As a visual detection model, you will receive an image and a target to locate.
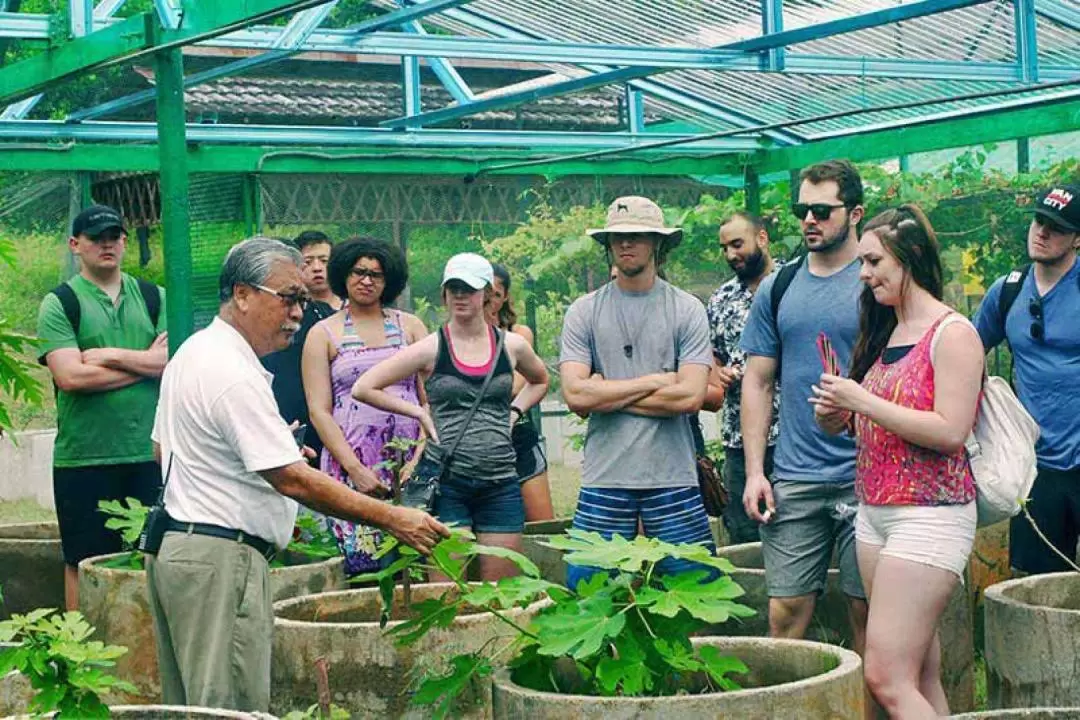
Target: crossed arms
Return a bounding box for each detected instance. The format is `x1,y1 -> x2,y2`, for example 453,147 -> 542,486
559,361 -> 709,418
47,333 -> 169,393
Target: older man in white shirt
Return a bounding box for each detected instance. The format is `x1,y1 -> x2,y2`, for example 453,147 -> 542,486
147,236 -> 448,712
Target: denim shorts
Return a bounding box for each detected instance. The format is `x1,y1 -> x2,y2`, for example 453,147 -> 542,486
414,457 -> 525,534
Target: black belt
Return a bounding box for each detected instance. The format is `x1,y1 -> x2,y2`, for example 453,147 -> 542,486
164,516 -> 277,562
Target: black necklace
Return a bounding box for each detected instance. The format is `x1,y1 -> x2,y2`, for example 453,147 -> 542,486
611,285 -> 648,359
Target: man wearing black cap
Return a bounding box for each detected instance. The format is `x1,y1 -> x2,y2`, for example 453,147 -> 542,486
974,184 -> 1080,575
36,204 -> 168,609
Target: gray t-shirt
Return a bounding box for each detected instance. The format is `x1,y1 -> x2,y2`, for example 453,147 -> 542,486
739,258 -> 862,483
559,279 -> 713,490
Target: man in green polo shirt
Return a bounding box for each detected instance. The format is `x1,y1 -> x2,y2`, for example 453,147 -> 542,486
37,205 -> 168,609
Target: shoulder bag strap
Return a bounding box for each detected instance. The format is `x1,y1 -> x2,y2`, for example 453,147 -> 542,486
443,328 -> 507,462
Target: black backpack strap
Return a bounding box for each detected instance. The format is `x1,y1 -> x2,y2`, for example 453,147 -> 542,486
50,283 -> 82,338
768,255 -> 804,377
136,278 -> 162,330
998,264 -> 1030,323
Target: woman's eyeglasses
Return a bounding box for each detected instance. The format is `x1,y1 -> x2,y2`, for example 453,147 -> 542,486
1029,296 -> 1045,342
792,203 -> 847,221
350,268 -> 385,282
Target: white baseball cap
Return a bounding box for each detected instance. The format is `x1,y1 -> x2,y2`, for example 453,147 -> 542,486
442,252 -> 494,290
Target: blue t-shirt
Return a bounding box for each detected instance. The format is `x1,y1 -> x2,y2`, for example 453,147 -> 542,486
972,261 -> 1080,471
740,258 -> 862,483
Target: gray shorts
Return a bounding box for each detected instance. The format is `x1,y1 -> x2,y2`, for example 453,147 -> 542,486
758,480 -> 866,599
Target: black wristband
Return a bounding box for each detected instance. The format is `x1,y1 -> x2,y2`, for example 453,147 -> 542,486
510,405 -> 524,420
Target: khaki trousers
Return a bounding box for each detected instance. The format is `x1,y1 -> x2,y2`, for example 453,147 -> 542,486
146,531 -> 273,712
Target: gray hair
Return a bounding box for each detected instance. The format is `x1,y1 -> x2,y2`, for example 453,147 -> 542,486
218,236 -> 303,303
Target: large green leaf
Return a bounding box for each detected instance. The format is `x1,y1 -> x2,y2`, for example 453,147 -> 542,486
411,653 -> 492,720
469,543 -> 540,578
595,633 -> 652,696
462,576 -> 565,610
387,595 -> 462,646
637,572 -> 755,624
698,645 -> 748,691
531,595 -> 626,660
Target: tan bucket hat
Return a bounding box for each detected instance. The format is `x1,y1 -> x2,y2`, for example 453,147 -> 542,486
587,195 -> 683,248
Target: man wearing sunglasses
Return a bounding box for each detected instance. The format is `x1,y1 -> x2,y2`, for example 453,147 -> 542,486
739,160 -> 869,654
147,237 -> 448,712
973,184 -> 1080,576
263,231 -> 342,463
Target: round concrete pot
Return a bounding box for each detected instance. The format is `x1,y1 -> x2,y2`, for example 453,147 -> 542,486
984,573 -> 1080,709
271,583 -> 549,719
0,640 -> 33,718
713,541 -> 975,713
952,710 -> 1080,719
491,636 -> 864,720
520,534 -> 568,587
78,550 -> 345,704
0,521 -> 64,619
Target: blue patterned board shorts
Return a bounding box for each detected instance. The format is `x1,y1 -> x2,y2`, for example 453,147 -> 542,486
567,485 -> 716,590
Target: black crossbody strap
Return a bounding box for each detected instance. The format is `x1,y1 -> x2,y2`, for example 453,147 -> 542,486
443,327 -> 507,462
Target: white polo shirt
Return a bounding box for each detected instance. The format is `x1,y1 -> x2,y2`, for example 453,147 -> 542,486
151,317 -> 303,549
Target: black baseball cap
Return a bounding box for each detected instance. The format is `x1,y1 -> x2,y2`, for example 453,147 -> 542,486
71,205 -> 125,239
1033,184 -> 1080,232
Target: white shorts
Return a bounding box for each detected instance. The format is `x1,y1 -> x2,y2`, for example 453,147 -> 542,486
855,502 -> 977,580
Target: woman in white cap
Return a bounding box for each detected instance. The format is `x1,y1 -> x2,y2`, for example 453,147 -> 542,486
352,253 -> 549,579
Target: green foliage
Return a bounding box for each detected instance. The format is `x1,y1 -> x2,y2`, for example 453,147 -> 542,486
358,528 -> 754,718
0,233 -> 45,435
0,608 -> 136,718
282,702 -> 351,720
96,497 -> 148,570
283,513 -> 340,562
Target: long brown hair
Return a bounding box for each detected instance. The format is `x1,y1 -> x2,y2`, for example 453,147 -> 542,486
491,263 -> 519,329
849,204 -> 944,383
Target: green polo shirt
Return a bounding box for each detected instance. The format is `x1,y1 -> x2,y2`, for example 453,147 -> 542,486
36,274 -> 167,468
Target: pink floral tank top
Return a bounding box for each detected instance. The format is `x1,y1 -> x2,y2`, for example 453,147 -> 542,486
855,313 -> 976,506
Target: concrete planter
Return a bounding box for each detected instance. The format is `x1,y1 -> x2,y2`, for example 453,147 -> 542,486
78,551 -> 345,704
0,522 -> 64,619
984,573 -> 1080,709
491,636 -> 864,720
271,583 -> 549,719
0,640 -> 33,718
952,711 -> 1080,719
714,542 -> 974,713
521,534 -> 568,587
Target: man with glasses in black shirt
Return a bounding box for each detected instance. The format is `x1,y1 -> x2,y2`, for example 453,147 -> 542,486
973,184 -> 1080,575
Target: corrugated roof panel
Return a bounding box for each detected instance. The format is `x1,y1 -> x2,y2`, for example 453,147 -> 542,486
370,0 -> 1079,143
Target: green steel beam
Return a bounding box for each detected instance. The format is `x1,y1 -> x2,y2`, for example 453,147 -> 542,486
754,98 -> 1080,172
155,47 -> 194,353
0,0 -> 335,105
0,142 -> 747,177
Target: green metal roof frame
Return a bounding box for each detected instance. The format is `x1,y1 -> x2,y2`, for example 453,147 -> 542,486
0,0 -> 1077,349
0,0 -> 1077,177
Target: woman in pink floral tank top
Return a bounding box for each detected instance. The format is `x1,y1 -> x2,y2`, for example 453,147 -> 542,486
809,205 -> 984,718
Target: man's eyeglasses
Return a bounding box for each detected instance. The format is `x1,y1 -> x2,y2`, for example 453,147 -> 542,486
792,203 -> 847,221
1028,296 -> 1045,342
350,268 -> 386,282
253,284 -> 310,310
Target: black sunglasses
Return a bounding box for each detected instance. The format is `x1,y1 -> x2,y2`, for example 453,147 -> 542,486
792,203 -> 848,221
1029,296 -> 1044,342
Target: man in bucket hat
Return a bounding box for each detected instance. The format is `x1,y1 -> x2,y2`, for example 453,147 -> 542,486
974,183 -> 1080,575
558,196 -> 715,588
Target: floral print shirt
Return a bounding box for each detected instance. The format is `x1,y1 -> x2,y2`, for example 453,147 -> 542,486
706,276 -> 780,449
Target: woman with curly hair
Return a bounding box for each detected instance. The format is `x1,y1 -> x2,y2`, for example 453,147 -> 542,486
302,236 -> 428,576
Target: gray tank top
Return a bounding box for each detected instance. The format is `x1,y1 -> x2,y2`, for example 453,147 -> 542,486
423,326 -> 516,481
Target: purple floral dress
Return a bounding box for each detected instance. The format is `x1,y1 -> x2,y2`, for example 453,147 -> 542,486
320,308 -> 421,575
